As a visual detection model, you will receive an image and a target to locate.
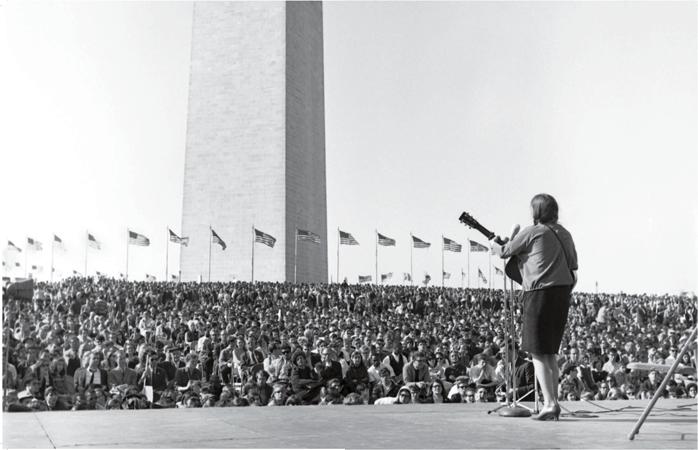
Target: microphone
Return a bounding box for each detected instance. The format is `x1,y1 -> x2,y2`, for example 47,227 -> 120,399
510,224 -> 521,242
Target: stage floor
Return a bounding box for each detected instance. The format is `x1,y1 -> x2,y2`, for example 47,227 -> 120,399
2,399 -> 696,449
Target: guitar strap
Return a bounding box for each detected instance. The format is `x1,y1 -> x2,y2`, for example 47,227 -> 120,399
543,224 -> 575,283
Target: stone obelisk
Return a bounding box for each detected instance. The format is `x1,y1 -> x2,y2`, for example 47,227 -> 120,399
181,2 -> 327,283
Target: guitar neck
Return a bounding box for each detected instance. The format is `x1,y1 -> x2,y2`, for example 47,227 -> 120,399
473,224 -> 495,241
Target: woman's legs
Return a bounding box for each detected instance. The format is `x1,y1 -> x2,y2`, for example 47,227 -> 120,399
545,354 -> 560,402
531,353 -> 557,409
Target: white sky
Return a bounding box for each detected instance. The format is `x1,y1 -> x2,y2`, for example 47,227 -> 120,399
1,1 -> 696,296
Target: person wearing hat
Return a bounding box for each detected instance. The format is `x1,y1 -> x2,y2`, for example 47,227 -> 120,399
160,346 -> 185,383
641,369 -> 664,393
394,386 -> 413,404
373,385 -> 411,405
16,375 -> 42,405
451,378 -> 477,403
289,351 -> 322,403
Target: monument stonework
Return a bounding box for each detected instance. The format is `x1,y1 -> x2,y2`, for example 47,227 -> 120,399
181,2 -> 327,283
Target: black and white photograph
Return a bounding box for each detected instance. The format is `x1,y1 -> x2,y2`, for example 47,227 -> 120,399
2,1 -> 696,448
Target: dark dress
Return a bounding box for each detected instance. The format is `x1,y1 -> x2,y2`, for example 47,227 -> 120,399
522,285 -> 571,354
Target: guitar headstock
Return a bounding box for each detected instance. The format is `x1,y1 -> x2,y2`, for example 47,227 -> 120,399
458,211 -> 495,240
458,212 -> 480,229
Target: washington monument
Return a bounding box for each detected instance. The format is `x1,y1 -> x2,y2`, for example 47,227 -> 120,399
180,2 -> 328,283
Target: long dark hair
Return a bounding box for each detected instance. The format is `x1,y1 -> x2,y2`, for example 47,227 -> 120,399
531,194 -> 559,225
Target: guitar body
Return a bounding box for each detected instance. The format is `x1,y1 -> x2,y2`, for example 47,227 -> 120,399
505,256 -> 522,285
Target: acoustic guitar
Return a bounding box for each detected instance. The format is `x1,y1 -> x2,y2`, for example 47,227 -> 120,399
458,212 -> 523,285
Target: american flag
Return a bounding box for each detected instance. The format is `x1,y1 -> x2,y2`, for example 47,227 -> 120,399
478,268 -> 487,283
495,266 -> 504,276
119,273 -> 125,279
359,275 -> 372,283
129,231 -> 150,247
423,273 -> 431,285
171,274 -> 178,280
377,233 -> 395,246
211,229 -> 227,250
73,270 -> 81,276
381,272 -> 393,282
27,238 -> 43,251
53,235 -> 65,250
8,241 -> 21,252
169,229 -> 189,247
412,235 -> 431,249
470,240 -> 488,252
461,269 -> 466,278
443,271 -> 451,279
339,230 -> 359,245
297,229 -> 321,244
146,274 -> 156,281
15,262 -> 20,267
403,272 -> 411,282
254,229 -> 275,248
443,237 -> 462,252
87,233 -> 101,250
96,271 -> 105,277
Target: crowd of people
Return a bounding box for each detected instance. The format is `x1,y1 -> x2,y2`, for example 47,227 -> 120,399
2,276 -> 696,411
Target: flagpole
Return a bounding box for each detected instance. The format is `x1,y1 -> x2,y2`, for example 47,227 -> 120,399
489,251 -> 492,290
24,236 -> 27,278
251,225 -> 254,283
467,237 -> 471,289
84,231 -> 88,277
126,227 -> 129,281
375,230 -> 378,285
208,225 -> 212,282
336,228 -> 339,284
441,234 -> 444,287
294,225 -> 298,283
503,266 -> 507,293
410,232 -> 413,287
165,226 -> 169,283
51,233 -> 54,283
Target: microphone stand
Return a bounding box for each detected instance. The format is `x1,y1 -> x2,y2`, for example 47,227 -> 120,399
497,277 -> 532,417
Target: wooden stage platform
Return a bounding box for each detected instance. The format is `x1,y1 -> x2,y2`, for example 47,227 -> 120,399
3,398 -> 696,449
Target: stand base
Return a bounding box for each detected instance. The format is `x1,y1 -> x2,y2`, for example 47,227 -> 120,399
499,406 -> 532,417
